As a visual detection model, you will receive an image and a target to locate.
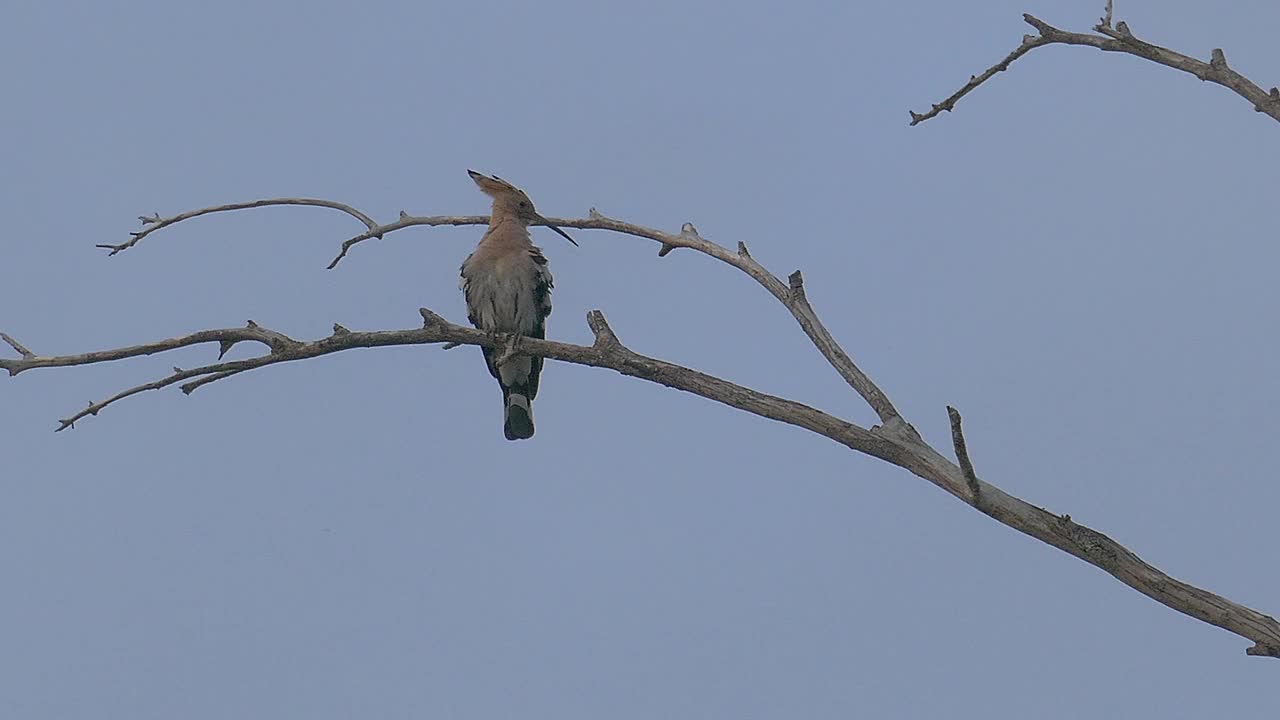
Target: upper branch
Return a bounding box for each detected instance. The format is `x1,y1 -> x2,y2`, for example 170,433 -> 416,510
912,12 -> 1280,125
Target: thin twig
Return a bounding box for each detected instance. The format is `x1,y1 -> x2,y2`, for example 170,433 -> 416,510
326,213 -> 489,269
909,33 -> 1050,126
97,198 -> 380,256
57,361 -> 251,431
1,332 -> 35,360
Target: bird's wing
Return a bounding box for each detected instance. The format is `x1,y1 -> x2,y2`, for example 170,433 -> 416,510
525,247 -> 554,400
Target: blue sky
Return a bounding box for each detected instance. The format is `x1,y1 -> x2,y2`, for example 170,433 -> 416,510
2,1 -> 1278,717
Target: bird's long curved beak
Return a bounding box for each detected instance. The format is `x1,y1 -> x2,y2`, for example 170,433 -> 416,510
539,217 -> 578,246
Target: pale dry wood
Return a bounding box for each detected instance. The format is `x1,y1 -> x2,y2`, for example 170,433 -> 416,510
911,12 -> 1280,125
6,199 -> 1279,656
4,305 -> 1278,657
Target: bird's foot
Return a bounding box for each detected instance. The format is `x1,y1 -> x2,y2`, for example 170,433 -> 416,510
494,332 -> 523,368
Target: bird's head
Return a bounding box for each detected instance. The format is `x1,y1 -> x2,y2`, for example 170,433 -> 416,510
468,170 -> 577,246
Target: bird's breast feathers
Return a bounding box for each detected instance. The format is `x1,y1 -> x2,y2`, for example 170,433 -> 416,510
460,247 -> 553,335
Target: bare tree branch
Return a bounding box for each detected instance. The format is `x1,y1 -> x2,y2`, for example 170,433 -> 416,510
0,324 -> 294,378
5,302 -> 1278,657
96,198 -> 381,256
911,12 -> 1280,125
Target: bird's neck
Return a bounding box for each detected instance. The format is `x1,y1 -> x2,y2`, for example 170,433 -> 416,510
480,217 -> 532,248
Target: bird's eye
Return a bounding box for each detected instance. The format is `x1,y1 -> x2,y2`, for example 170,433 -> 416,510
519,201 -> 529,209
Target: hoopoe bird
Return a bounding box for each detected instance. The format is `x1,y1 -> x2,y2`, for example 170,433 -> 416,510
460,170 -> 577,440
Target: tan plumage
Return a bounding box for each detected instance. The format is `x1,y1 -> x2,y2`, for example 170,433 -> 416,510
460,170 -> 575,440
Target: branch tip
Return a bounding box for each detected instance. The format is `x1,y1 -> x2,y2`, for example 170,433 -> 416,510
787,271 -> 806,300
0,332 -> 35,359
947,406 -> 982,505
587,310 -> 621,350
1023,13 -> 1050,35
1246,642 -> 1280,658
419,308 -> 448,328
911,17 -> 1053,125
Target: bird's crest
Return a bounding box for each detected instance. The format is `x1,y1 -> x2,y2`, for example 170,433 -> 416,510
467,169 -> 578,246
468,170 -> 529,202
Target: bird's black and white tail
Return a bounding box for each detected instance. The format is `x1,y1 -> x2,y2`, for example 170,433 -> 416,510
487,349 -> 541,441
504,391 -> 535,440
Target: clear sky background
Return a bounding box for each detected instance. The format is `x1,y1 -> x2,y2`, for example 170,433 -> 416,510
3,1 -> 1278,717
